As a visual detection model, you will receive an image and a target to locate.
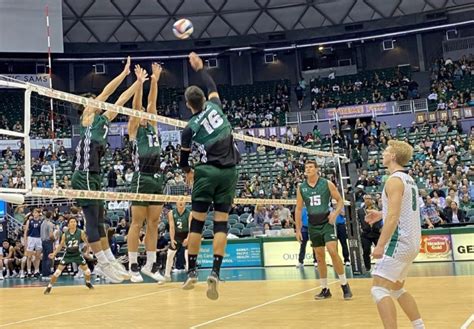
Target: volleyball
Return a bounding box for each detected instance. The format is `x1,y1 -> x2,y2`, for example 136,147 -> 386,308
173,19 -> 194,39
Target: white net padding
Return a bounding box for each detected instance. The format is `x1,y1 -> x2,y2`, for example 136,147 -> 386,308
0,75 -> 346,206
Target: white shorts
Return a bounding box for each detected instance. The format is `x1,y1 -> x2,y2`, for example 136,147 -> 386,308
27,237 -> 43,252
372,255 -> 414,283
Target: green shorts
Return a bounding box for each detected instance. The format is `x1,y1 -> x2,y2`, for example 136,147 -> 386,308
308,222 -> 337,248
171,233 -> 188,250
71,171 -> 102,206
60,253 -> 87,266
192,165 -> 238,206
130,172 -> 164,206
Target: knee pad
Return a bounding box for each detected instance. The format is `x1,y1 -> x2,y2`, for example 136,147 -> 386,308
371,286 -> 391,304
391,288 -> 406,299
192,202 -> 211,213
214,203 -> 231,213
190,219 -> 205,234
53,269 -> 62,278
213,221 -> 228,235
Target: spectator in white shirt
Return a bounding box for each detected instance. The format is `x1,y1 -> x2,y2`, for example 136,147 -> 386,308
41,161 -> 53,174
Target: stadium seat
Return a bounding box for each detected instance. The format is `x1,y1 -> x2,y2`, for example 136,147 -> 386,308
202,230 -> 214,239
228,228 -> 241,236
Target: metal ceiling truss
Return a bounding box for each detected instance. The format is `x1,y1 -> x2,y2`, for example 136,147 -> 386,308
62,0 -> 472,43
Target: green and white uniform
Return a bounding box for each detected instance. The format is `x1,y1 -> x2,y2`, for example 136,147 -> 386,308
60,229 -> 87,266
373,171 -> 421,282
171,208 -> 190,249
182,100 -> 240,205
299,177 -> 337,247
130,123 -> 163,206
72,114 -> 109,206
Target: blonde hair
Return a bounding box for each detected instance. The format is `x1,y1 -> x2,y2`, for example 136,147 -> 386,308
387,140 -> 413,166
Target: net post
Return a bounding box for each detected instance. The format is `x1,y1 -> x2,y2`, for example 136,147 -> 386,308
24,89 -> 32,192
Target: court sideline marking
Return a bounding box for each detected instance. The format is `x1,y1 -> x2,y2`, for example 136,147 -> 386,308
190,280 -> 339,328
461,314 -> 474,329
0,286 -> 179,328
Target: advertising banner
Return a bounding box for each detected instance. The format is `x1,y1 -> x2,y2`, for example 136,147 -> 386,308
0,74 -> 50,87
198,242 -> 262,268
318,102 -> 395,120
415,234 -> 452,262
0,138 -> 71,150
451,234 -> 474,261
263,240 -> 343,266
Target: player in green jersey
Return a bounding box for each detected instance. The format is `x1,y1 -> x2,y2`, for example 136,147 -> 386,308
162,201 -> 192,282
127,63 -> 165,282
71,59 -> 148,283
295,160 -> 353,300
180,52 -> 240,300
44,217 -> 93,294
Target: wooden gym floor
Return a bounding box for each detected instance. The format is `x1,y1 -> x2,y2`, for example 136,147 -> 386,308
0,263 -> 473,329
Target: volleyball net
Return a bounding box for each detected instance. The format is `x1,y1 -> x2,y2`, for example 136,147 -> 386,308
0,75 -> 348,207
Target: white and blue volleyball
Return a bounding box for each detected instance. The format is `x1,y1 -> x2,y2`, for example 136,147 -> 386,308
173,19 -> 194,39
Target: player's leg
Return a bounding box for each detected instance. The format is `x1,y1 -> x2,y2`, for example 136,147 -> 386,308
33,240 -> 42,277
325,240 -> 352,299
297,230 -> 308,267
0,259 -> 3,280
128,205 -> 146,282
20,256 -> 27,278
361,234 -> 373,270
372,275 -> 398,329
6,259 -> 14,277
79,263 -> 94,290
141,204 -> 164,281
44,264 -> 65,294
164,240 -> 181,280
392,279 -> 425,328
25,244 -> 34,276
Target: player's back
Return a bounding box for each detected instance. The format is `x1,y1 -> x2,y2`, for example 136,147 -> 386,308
74,114 -> 109,172
132,123 -> 161,173
187,100 -> 240,168
382,171 -> 421,261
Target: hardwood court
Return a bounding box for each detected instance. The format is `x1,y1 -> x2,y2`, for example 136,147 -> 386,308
0,276 -> 472,329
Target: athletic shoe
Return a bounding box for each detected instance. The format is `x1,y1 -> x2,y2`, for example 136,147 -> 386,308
295,263 -> 304,269
111,260 -> 132,280
314,263 -> 318,268
141,263 -> 164,282
158,275 -> 172,285
85,282 -> 94,290
182,270 -> 198,290
344,261 -> 351,266
341,283 -> 353,300
19,271 -> 25,279
43,286 -> 52,295
206,271 -> 220,301
129,263 -> 144,283
95,263 -> 124,284
315,288 -> 332,300
0,274 -> 3,280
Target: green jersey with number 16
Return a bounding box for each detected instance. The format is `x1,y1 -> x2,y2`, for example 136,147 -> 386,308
185,100 -> 240,167
74,114 -> 109,173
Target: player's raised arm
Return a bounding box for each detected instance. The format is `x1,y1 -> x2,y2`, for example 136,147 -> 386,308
128,65 -> 146,140
188,52 -> 220,105
82,56 -> 131,123
147,62 -> 162,127
103,66 -> 148,122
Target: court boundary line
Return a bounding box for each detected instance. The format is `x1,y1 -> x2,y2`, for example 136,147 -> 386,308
190,280 -> 339,328
0,286 -> 179,328
461,314 -> 474,329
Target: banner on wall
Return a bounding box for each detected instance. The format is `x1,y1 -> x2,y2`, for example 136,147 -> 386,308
263,241 -> 343,266
160,130 -> 181,148
451,234 -> 474,261
198,242 -> 262,268
0,74 -> 50,88
318,102 -> 395,120
0,138 -> 71,150
415,234 -> 452,262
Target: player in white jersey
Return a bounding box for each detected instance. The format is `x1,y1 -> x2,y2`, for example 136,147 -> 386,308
365,140 -> 425,329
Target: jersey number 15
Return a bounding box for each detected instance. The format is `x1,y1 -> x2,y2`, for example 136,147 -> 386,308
309,195 -> 321,206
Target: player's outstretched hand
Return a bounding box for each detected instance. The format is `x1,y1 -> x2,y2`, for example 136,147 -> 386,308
371,245 -> 384,259
189,52 -> 204,71
365,209 -> 383,225
134,65 -> 149,83
151,62 -> 162,81
123,56 -> 131,75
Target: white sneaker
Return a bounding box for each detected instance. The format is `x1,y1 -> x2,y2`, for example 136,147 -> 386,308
19,271 -> 25,279
95,263 -> 124,284
158,275 -> 171,285
295,263 -> 304,269
345,261 -> 351,266
0,274 -> 3,280
314,263 -> 318,268
111,260 -> 132,280
130,271 -> 144,283
141,264 -> 164,282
